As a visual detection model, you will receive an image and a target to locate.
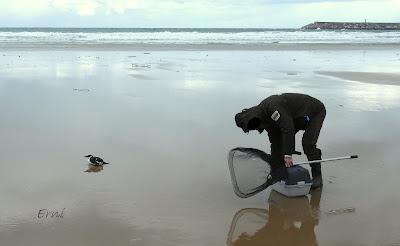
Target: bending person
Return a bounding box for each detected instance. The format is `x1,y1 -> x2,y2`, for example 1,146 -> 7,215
235,93 -> 326,189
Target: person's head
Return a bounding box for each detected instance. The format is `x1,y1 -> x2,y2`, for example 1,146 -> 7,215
247,117 -> 262,132
235,107 -> 264,133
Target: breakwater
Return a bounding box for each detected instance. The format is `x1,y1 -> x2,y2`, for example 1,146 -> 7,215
302,22 -> 400,30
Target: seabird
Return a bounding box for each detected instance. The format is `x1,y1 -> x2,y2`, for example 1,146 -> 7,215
84,155 -> 109,166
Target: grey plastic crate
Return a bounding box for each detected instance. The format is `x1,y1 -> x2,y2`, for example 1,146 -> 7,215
272,181 -> 312,197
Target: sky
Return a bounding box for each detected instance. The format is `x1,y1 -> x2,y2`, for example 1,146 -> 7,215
0,0 -> 399,28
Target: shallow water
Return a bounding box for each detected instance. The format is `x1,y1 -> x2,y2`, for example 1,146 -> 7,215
0,49 -> 399,245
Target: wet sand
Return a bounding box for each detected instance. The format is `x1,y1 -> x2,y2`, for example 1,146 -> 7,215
0,45 -> 400,245
316,71 -> 400,86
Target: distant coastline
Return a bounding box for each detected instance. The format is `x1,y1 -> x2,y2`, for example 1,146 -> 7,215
302,21 -> 400,30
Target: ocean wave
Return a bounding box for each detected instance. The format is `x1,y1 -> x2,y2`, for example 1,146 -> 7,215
0,29 -> 399,45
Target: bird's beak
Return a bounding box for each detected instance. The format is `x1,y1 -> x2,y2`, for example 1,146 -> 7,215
84,155 -> 91,157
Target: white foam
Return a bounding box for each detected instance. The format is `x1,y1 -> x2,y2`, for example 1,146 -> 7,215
0,30 -> 399,45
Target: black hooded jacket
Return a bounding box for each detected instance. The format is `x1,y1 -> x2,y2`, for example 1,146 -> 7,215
235,93 -> 325,155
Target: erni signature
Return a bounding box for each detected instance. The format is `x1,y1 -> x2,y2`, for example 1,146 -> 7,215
37,208 -> 66,219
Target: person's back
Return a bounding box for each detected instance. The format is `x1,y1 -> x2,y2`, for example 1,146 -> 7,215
259,93 -> 325,119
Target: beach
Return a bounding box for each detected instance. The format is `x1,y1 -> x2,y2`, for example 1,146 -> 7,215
0,43 -> 400,245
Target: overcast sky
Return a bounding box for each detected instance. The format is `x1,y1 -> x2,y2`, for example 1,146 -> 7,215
0,0 -> 399,28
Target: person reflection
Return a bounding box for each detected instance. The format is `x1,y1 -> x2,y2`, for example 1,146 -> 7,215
84,164 -> 104,173
227,189 -> 322,246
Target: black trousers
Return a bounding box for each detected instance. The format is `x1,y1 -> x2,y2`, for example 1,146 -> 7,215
269,108 -> 326,179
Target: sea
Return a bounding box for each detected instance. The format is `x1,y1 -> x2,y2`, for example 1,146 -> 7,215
0,28 -> 399,45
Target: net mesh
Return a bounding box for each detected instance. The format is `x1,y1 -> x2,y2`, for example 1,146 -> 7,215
228,147 -> 272,198
226,208 -> 268,245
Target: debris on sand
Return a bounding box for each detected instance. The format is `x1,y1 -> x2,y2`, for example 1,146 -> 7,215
73,88 -> 90,92
326,207 -> 356,215
327,175 -> 337,183
131,63 -> 151,69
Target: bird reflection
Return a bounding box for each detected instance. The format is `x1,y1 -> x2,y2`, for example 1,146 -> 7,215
227,189 -> 322,246
84,164 -> 104,173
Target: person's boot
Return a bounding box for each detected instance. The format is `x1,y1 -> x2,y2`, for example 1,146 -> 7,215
311,176 -> 323,190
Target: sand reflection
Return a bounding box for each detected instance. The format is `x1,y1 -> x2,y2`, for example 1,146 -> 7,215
227,190 -> 322,246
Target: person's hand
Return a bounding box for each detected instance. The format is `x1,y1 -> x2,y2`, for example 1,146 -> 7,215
284,155 -> 293,167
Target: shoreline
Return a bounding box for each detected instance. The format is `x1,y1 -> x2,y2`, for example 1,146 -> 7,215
1,43 -> 400,51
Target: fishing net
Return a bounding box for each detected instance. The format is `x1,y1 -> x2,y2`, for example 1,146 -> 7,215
226,208 -> 268,246
227,147 -> 272,198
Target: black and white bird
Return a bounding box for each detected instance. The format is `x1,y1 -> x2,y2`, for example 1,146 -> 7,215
84,154 -> 110,166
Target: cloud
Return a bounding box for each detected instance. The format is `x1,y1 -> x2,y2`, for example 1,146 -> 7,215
290,0 -> 400,24
52,0 -> 70,10
0,0 -> 51,16
104,0 -> 141,14
0,0 -> 399,27
50,0 -> 161,16
258,0 -> 357,3
52,0 -> 100,16
76,0 -> 99,16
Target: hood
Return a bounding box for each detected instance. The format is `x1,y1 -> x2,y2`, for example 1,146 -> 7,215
235,106 -> 263,133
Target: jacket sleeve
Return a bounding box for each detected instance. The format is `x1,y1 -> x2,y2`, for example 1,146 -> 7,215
262,103 -> 295,155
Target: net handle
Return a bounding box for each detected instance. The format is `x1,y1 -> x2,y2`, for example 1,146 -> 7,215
293,155 -> 358,166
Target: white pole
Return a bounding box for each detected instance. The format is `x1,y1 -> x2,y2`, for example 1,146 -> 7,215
293,155 -> 358,166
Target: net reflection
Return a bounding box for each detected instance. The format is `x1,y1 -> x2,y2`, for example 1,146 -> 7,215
227,189 -> 322,246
